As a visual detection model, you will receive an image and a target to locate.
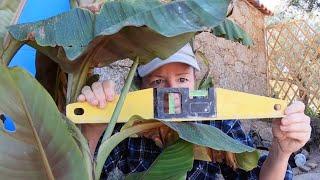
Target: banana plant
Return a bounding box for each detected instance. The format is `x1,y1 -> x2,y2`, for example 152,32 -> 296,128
0,0 -> 257,179
0,0 -> 26,65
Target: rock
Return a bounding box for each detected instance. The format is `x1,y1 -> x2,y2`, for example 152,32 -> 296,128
298,165 -> 311,172
295,153 -> 307,167
294,173 -> 320,180
292,167 -> 301,176
301,149 -> 310,159
234,61 -> 244,73
306,162 -> 318,169
258,127 -> 273,144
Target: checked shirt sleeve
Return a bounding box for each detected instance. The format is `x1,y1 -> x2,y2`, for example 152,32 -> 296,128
217,120 -> 293,180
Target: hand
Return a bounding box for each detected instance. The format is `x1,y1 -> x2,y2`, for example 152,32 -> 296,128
272,101 -> 311,156
78,80 -> 116,155
78,80 -> 177,149
78,80 -> 116,108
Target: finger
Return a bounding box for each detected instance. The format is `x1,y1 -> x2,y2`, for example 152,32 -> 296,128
285,132 -> 311,142
141,127 -> 159,139
280,122 -> 311,133
281,113 -> 310,125
159,126 -> 170,141
285,101 -> 305,115
152,135 -> 163,148
77,94 -> 86,102
102,80 -> 116,101
147,128 -> 163,148
142,130 -> 155,139
81,86 -> 98,106
272,118 -> 281,125
92,82 -> 107,108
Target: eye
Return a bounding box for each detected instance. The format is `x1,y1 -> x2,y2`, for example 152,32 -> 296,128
179,78 -> 188,83
151,79 -> 165,86
155,79 -> 163,84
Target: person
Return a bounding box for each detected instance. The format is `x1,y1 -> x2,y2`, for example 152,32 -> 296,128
78,44 -> 311,179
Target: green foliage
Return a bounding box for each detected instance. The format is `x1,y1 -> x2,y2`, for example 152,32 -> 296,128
119,116 -> 259,172
305,106 -> 319,118
195,50 -> 214,90
235,150 -> 260,171
126,139 -> 194,180
95,120 -> 163,179
6,0 -> 232,103
212,19 -> 253,46
163,121 -> 256,153
0,0 -> 22,51
8,0 -> 230,72
0,66 -> 92,180
0,0 -> 25,65
198,72 -> 214,90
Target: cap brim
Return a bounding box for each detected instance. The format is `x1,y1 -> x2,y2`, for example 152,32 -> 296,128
138,55 -> 200,77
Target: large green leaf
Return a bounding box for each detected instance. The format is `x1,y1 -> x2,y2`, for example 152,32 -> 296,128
0,0 -> 25,65
126,139 -> 194,180
8,0 -> 229,73
212,19 -> 253,46
0,66 -> 92,180
162,121 -> 256,153
111,116 -> 258,169
163,121 -> 259,171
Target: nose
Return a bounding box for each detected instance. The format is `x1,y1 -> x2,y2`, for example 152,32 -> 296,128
166,78 -> 178,88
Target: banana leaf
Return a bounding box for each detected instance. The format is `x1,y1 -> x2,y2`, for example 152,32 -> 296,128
126,139 -> 194,180
0,0 -> 26,65
212,19 -> 253,46
7,0 -> 230,73
0,66 -> 92,180
96,116 -> 259,179
7,0 -> 230,103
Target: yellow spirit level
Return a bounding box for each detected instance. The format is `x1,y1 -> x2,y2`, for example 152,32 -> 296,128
66,88 -> 287,124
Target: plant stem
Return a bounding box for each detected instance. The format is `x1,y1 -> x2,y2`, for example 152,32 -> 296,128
66,74 -> 73,104
101,57 -> 139,142
95,122 -> 163,179
69,0 -> 79,8
0,38 -> 23,66
66,51 -> 94,104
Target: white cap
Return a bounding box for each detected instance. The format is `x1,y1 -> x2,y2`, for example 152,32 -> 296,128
137,43 -> 200,77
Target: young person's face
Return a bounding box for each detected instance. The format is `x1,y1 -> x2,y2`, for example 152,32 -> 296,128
141,62 -> 196,89
141,62 -> 196,113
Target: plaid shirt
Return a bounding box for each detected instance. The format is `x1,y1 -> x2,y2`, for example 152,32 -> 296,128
99,120 -> 293,180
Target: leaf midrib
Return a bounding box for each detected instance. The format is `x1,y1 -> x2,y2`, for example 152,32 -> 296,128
9,69 -> 54,180
96,0 -> 223,36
